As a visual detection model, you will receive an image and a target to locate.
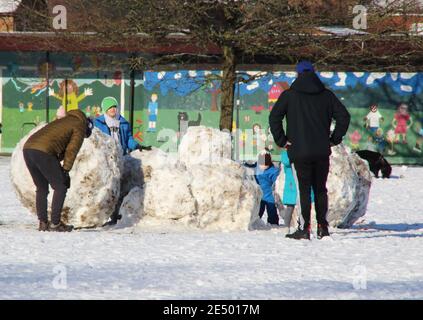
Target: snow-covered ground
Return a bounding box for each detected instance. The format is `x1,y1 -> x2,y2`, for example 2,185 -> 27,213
0,156 -> 422,299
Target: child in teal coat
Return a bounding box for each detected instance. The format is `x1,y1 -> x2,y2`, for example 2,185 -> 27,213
280,149 -> 314,229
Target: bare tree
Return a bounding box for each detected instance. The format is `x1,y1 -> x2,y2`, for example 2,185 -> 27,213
11,0 -> 423,131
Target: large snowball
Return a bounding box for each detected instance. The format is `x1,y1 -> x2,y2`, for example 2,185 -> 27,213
327,145 -> 372,228
119,126 -> 263,231
178,126 -> 232,166
11,126 -> 123,228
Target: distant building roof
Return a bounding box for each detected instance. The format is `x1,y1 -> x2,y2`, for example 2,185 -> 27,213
317,27 -> 368,36
0,0 -> 21,14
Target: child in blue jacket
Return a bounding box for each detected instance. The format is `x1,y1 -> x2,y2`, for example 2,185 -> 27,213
94,97 -> 151,155
246,150 -> 280,225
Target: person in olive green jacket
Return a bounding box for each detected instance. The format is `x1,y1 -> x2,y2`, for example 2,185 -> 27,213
23,109 -> 93,232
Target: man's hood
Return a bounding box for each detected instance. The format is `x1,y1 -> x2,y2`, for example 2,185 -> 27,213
290,71 -> 326,94
67,109 -> 87,124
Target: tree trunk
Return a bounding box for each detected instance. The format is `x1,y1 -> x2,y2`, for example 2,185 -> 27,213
210,87 -> 219,112
219,45 -> 236,131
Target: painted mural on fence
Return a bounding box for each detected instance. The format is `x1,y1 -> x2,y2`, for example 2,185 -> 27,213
0,52 -> 422,163
0,52 -> 145,152
139,70 -> 423,163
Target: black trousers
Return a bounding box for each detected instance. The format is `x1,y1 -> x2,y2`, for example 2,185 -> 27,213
293,158 -> 330,229
23,149 -> 68,225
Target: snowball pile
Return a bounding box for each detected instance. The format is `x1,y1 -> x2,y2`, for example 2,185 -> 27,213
12,125 -> 371,231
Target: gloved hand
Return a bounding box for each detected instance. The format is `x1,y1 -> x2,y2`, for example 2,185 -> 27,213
85,118 -> 94,138
136,145 -> 152,151
62,169 -> 70,189
329,136 -> 340,147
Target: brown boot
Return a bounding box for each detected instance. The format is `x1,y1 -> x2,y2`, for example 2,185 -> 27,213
38,221 -> 49,232
49,222 -> 74,232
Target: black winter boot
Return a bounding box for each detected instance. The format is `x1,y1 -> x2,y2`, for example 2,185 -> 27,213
286,227 -> 310,240
317,224 -> 330,239
38,221 -> 49,232
49,222 -> 73,232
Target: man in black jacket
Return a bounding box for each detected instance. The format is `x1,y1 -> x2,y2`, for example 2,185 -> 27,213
269,61 -> 350,240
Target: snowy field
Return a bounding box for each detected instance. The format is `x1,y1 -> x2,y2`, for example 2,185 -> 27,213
0,156 -> 422,300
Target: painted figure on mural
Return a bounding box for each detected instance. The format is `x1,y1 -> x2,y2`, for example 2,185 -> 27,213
252,123 -> 261,135
27,102 -> 33,112
49,80 -> 93,112
349,130 -> 362,151
85,106 -> 91,117
413,117 -> 423,153
364,104 -> 384,134
92,105 -> 102,118
392,103 -> 413,144
147,93 -> 159,132
374,128 -> 386,154
240,130 -> 247,151
385,129 -> 396,156
252,123 -> 262,147
19,102 -> 25,113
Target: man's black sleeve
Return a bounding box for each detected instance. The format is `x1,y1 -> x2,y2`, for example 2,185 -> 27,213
329,92 -> 351,146
269,91 -> 289,148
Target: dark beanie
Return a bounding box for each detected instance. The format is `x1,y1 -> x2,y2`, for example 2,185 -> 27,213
258,150 -> 272,166
296,60 -> 314,74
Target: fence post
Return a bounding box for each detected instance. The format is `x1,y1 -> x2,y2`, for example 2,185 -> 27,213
46,51 -> 50,123
129,68 -> 135,135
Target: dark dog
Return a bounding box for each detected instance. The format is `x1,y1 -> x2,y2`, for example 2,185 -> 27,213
356,150 -> 392,178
